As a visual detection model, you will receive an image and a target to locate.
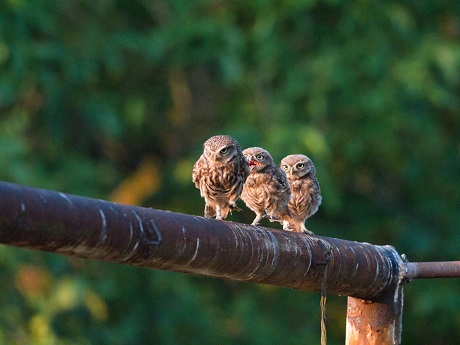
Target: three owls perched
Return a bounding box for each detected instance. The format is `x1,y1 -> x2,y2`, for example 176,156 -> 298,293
192,135 -> 321,235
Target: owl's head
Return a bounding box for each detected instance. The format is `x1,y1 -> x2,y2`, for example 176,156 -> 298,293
242,147 -> 274,172
280,154 -> 315,180
203,135 -> 241,165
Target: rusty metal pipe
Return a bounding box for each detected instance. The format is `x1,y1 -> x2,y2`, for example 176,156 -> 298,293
346,281 -> 403,345
0,182 -> 402,300
403,261 -> 460,280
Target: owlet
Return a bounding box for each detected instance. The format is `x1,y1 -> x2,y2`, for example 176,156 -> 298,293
280,154 -> 322,235
192,135 -> 249,220
241,147 -> 291,230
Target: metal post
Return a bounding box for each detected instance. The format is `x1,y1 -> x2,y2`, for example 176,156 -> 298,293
346,281 -> 403,345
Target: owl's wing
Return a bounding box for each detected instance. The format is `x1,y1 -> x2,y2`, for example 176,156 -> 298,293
312,176 -> 321,193
192,155 -> 205,188
297,176 -> 322,218
273,168 -> 290,193
239,155 -> 250,182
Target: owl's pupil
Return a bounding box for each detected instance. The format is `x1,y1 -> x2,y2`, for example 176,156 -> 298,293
256,155 -> 264,160
220,148 -> 228,154
297,164 -> 304,169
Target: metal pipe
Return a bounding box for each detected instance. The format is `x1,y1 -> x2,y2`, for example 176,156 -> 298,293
346,281 -> 403,345
0,181 -> 402,300
403,261 -> 460,280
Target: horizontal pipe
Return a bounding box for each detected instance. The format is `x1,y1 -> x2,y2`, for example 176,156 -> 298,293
0,182 -> 402,300
403,261 -> 460,280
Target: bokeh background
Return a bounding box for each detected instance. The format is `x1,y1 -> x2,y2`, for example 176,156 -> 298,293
1,0 -> 460,344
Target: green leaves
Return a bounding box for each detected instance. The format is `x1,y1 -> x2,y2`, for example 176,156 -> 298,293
1,0 -> 460,344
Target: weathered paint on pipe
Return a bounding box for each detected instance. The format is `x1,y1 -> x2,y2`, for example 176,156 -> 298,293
346,281 -> 403,345
0,182 -> 402,300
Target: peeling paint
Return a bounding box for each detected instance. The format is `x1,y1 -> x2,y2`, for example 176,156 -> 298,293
146,219 -> 162,245
98,208 -> 107,243
133,211 -> 144,236
20,201 -> 26,212
188,238 -> 200,264
176,226 -> 187,256
59,192 -> 74,207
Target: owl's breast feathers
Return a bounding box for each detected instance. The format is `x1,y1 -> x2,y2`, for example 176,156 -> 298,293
288,178 -> 321,218
241,166 -> 290,211
193,155 -> 248,201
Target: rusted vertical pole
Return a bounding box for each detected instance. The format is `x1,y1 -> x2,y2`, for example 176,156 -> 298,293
346,279 -> 403,344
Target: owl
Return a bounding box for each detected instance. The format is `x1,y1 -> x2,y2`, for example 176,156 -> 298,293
280,154 -> 322,235
240,147 -> 291,230
192,135 -> 249,220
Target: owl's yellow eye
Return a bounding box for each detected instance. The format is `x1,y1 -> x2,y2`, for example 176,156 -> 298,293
256,154 -> 264,161
282,165 -> 288,170
296,163 -> 304,169
220,148 -> 228,154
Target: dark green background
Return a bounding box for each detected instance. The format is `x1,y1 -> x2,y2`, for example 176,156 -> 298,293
1,0 -> 459,344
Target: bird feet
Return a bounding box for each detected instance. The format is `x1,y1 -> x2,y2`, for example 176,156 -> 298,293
282,220 -> 293,231
268,215 -> 281,223
229,203 -> 242,213
301,228 -> 314,236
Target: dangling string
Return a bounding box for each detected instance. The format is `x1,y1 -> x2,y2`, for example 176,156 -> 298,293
317,240 -> 332,345
320,264 -> 329,345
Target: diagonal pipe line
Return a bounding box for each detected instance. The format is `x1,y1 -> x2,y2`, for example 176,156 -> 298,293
0,181 -> 402,300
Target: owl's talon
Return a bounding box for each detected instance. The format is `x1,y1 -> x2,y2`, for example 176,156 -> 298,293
302,229 -> 314,236
268,216 -> 280,223
282,220 -> 293,231
229,204 -> 242,213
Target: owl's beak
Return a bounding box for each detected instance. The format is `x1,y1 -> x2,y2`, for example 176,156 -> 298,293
247,156 -> 259,170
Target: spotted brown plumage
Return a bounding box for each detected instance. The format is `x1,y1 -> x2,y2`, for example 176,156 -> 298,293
241,147 -> 291,230
280,154 -> 321,235
192,135 -> 249,220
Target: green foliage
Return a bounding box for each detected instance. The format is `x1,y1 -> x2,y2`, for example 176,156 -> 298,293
1,0 -> 460,343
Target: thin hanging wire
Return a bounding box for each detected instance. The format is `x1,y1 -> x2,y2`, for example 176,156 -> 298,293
318,240 -> 332,345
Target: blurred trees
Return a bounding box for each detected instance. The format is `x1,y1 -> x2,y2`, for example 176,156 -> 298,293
1,0 -> 460,344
